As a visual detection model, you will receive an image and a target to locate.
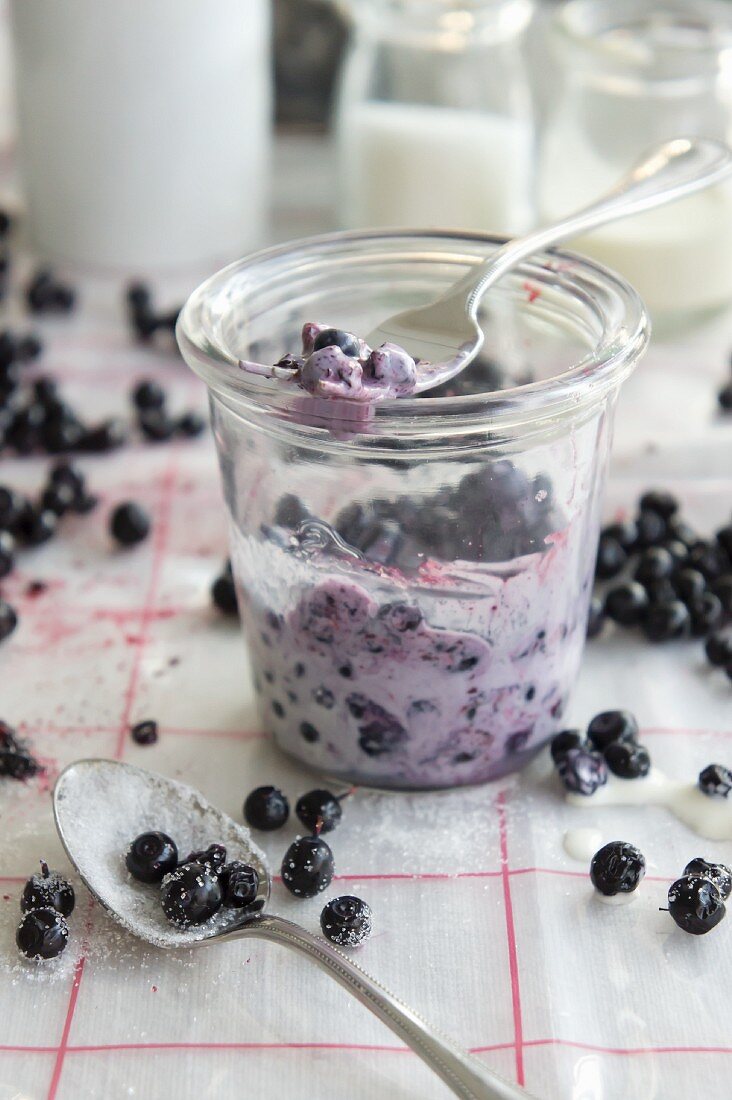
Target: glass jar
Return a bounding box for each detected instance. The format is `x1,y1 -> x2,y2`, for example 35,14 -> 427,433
336,0 -> 536,234
539,0 -> 732,323
178,230 -> 647,790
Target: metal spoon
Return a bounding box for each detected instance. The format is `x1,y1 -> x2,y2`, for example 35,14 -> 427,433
367,137 -> 732,393
54,759 -> 533,1100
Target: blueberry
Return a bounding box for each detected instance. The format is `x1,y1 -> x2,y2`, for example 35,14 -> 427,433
595,535 -> 627,579
274,493 -> 309,529
660,538 -> 689,567
718,380 -> 732,412
184,844 -> 227,876
301,346 -> 363,395
688,592 -> 723,637
556,747 -> 608,796
132,379 -> 166,411
211,572 -> 238,615
130,719 -> 158,745
138,408 -> 176,442
299,721 -> 320,743
0,598 -> 18,643
16,908 -> 69,959
587,710 -> 639,751
698,763 -> 732,798
295,789 -> 343,834
79,418 -> 128,453
604,740 -> 651,779
126,832 -> 178,883
673,568 -> 707,604
320,895 -> 372,947
683,858 -> 732,901
667,875 -> 726,935
639,490 -> 678,519
18,507 -> 57,546
313,686 -> 334,709
604,582 -> 649,626
0,721 -> 40,778
586,595 -> 605,639
634,547 -> 674,585
16,333 -> 43,362
347,694 -> 408,757
643,577 -> 677,605
642,599 -> 690,642
0,529 -> 15,578
110,501 -> 150,546
40,482 -> 75,516
550,729 -> 583,763
177,411 -> 206,438
50,461 -> 85,497
243,786 -> 289,831
0,486 -> 26,529
590,841 -> 645,896
161,862 -> 223,926
705,631 -> 732,668
710,576 -> 732,617
220,861 -> 260,908
360,519 -> 403,565
312,328 -> 360,358
668,517 -> 697,549
635,510 -> 668,548
686,541 -> 728,581
717,525 -> 732,561
281,835 -> 334,898
21,861 -> 75,916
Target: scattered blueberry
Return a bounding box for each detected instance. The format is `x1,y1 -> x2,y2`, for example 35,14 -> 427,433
320,895 -> 372,947
586,595 -> 605,638
281,835 -> 334,898
184,844 -> 227,876
132,379 -> 166,411
211,570 -> 238,615
161,862 -> 223,926
683,858 -> 732,901
698,763 -> 732,798
718,380 -> 732,412
710,575 -> 732,617
550,729 -> 583,762
688,592 -> 723,637
177,411 -> 206,438
26,269 -> 76,314
634,547 -> 674,586
604,740 -> 651,780
666,875 -> 726,935
587,710 -> 639,751
604,582 -> 649,626
130,719 -> 158,746
673,568 -> 707,604
295,789 -> 343,834
641,599 -> 690,642
0,721 -> 41,778
16,908 -> 69,959
139,408 -> 176,442
0,529 -> 15,578
21,861 -> 75,916
590,841 -> 645,897
243,786 -> 289,831
110,501 -> 150,547
126,832 -> 178,883
639,490 -> 678,519
634,509 -> 668,548
0,599 -> 18,643
556,747 -> 608,796
220,861 -> 260,908
705,631 -> 732,668
595,535 -> 627,579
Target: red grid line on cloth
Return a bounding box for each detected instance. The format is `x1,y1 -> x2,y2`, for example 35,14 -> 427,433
29,722 -> 264,742
46,897 -> 95,1100
113,453 -> 181,761
497,789 -> 524,1088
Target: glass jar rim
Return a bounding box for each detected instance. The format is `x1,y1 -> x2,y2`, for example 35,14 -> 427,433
554,0 -> 732,63
177,228 -> 648,448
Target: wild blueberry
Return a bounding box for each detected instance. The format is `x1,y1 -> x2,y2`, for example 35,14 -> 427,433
595,535 -> 627,579
79,418 -> 128,453
243,786 -> 289,831
717,525 -> 732,560
643,577 -> 677,605
132,379 -> 166,411
320,895 -> 372,947
0,599 -> 18,643
299,721 -> 320,743
40,481 -> 75,516
220,861 -> 260,908
126,832 -> 178,883
710,576 -> 732,617
586,595 -> 605,639
177,411 -> 206,438
668,516 -> 697,549
556,747 -> 608,796
281,835 -> 334,898
18,507 -> 57,546
21,861 -> 75,916
110,501 -> 150,547
312,328 -> 360,358
211,571 -> 238,615
641,599 -> 690,642
161,862 -> 223,926
660,538 -> 689,567
604,740 -> 651,779
16,908 -> 69,959
602,520 -> 638,551
184,844 -> 227,876
635,510 -> 668,548
698,763 -> 732,798
295,789 -> 343,834
604,582 -> 649,626
688,592 -> 723,637
590,841 -> 645,897
587,710 -> 639,751
0,721 -> 40,778
550,729 -> 583,763
274,493 -> 309,528
686,541 -> 728,581
673,568 -> 707,604
666,875 -> 726,935
684,858 -> 732,901
639,490 -> 678,519
138,408 -> 175,442
0,529 -> 15,578
634,547 -> 674,585
718,380 -> 732,412
705,631 -> 732,668
130,719 -> 158,746
0,486 -> 26,529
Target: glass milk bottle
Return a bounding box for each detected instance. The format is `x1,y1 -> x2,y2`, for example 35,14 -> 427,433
539,0 -> 732,323
336,0 -> 536,235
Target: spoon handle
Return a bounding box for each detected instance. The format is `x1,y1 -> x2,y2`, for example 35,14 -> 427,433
230,913 -> 533,1100
449,137 -> 732,318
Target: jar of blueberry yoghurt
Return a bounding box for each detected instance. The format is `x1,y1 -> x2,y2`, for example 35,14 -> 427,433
178,230 -> 648,789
